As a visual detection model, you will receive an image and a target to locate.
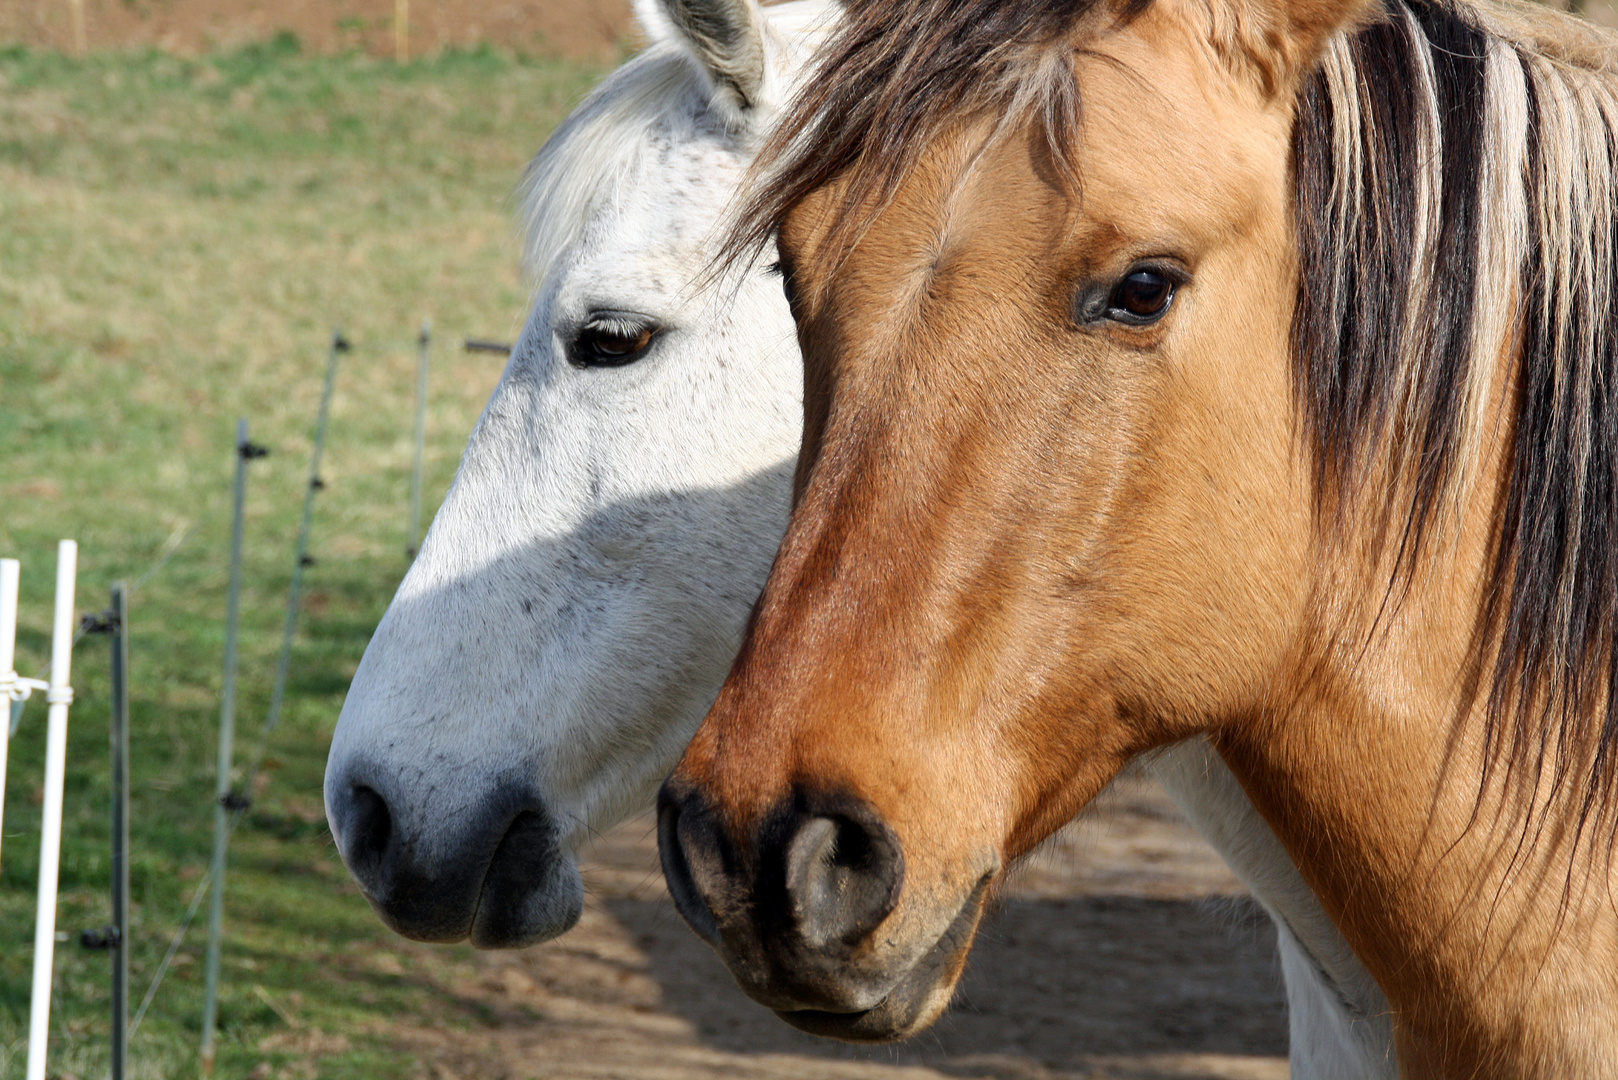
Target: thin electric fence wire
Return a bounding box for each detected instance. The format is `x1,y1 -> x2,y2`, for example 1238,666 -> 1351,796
128,870 -> 210,1039
129,641 -> 303,1045
129,521 -> 200,595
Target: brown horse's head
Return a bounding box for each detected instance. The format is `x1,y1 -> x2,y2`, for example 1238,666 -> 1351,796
660,0 -> 1374,1042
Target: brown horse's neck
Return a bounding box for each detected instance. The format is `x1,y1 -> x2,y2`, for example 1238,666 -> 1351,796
1227,8 -> 1618,1070
1216,511 -> 1618,1076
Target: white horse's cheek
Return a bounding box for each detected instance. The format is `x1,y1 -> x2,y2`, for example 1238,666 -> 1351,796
542,462 -> 796,850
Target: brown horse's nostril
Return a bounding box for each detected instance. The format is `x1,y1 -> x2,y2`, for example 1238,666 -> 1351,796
781,799 -> 904,949
658,781 -> 904,961
657,780 -> 723,944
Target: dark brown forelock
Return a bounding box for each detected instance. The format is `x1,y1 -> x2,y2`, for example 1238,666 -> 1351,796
726,0 -> 1103,268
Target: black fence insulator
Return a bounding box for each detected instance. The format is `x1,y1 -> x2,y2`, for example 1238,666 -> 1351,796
80,926 -> 120,950
298,554 -> 317,567
81,610 -> 119,635
220,791 -> 252,812
463,339 -> 513,355
238,441 -> 270,461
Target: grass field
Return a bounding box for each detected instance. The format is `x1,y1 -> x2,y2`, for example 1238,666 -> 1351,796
0,38 -> 608,1079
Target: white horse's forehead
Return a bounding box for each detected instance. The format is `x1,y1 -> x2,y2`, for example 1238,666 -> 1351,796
562,127 -> 747,310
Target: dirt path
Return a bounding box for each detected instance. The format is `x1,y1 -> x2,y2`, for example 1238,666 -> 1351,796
364,771 -> 1290,1080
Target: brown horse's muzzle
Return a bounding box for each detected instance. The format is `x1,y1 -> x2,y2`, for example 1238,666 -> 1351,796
657,775 -> 996,1041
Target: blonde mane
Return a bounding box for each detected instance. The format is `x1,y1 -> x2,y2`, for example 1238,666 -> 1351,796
1292,0 -> 1618,845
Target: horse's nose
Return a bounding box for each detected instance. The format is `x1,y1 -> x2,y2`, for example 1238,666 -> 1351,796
326,764 -> 582,947
782,800 -> 904,949
328,777 -> 420,921
658,780 -> 904,954
656,781 -> 727,944
341,784 -> 395,886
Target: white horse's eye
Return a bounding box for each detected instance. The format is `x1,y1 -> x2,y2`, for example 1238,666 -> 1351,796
569,311 -> 660,368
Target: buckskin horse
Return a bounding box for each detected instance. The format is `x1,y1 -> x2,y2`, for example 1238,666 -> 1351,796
658,0 -> 1618,1073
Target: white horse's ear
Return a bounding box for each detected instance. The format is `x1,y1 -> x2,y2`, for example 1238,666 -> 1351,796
635,0 -> 770,124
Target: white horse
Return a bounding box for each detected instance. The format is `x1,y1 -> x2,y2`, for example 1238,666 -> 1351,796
324,1 -> 1395,1075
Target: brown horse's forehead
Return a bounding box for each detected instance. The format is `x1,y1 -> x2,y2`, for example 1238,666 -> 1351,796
778,0 -> 1290,303
1072,10 -> 1290,232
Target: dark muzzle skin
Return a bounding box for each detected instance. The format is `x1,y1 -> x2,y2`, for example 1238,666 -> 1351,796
326,760 -> 582,948
657,776 -> 993,1041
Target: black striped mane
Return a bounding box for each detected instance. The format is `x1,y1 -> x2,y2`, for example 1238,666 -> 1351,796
732,0 -> 1618,837
1295,2 -> 1618,842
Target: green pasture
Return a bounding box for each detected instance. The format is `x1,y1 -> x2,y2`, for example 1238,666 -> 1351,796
0,38 -> 609,1078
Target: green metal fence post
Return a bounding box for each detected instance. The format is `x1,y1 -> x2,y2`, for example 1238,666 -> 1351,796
200,421 -> 265,1073
408,319 -> 430,558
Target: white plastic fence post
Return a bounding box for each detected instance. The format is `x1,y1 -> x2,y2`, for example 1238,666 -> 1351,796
0,558 -> 19,870
26,539 -> 78,1080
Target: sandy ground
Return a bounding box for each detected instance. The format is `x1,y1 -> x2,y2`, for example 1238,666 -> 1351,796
349,770 -> 1292,1080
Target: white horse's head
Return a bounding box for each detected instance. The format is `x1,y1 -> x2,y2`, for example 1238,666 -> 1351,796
324,0 -> 828,947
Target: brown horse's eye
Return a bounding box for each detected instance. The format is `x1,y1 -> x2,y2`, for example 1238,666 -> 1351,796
570,313 -> 658,368
1107,269 -> 1176,324
767,258 -> 801,313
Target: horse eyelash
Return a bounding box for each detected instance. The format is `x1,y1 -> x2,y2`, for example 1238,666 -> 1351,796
584,313 -> 644,332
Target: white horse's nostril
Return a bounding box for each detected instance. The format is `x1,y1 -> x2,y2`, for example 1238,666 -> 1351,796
347,785 -> 393,868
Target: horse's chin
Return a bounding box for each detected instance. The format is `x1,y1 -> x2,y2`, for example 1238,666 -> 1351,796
769,875 -> 991,1043
770,981 -> 953,1044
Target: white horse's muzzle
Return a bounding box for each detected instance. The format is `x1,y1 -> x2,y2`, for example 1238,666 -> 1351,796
325,761 -> 583,947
